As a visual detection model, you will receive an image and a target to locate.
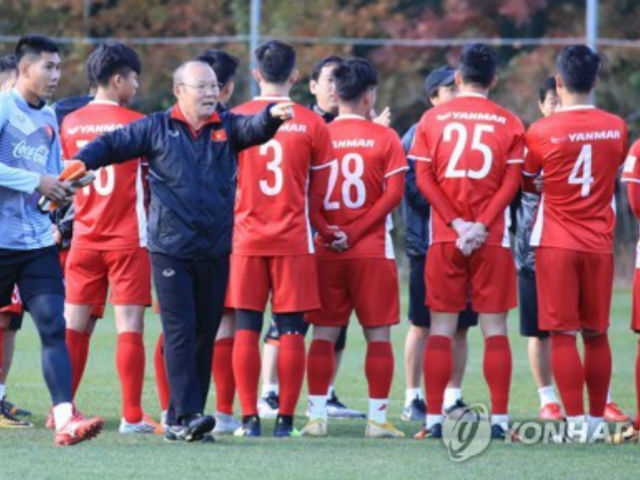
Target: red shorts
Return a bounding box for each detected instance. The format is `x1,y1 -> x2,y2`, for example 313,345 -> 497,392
65,247 -> 152,306
0,285 -> 23,315
306,257 -> 400,328
226,255 -> 320,313
535,247 -> 612,333
426,243 -> 517,313
632,269 -> 640,333
59,249 -> 70,274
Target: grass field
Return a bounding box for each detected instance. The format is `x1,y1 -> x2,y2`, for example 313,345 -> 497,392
2,288 -> 640,479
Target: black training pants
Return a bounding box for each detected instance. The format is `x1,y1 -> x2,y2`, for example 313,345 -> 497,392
151,252 -> 229,424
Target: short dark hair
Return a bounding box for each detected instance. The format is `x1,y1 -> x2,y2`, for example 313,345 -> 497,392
310,55 -> 343,81
197,49 -> 239,86
556,45 -> 600,94
0,54 -> 16,73
459,43 -> 498,88
333,58 -> 378,102
15,34 -> 59,63
255,40 -> 296,83
538,77 -> 557,103
86,42 -> 141,87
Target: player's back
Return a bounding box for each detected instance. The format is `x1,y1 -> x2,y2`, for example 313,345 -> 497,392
318,115 -> 407,258
525,106 -> 627,252
415,93 -> 524,244
61,100 -> 146,249
232,97 -> 334,256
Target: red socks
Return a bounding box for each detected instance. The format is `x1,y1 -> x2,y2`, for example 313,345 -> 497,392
278,333 -> 306,416
424,335 -> 452,415
307,339 -> 335,396
232,330 -> 261,417
483,335 -> 512,414
365,341 -> 394,399
153,333 -> 170,412
116,332 -> 145,423
66,328 -> 90,398
583,334 -> 611,417
551,333 -> 585,416
212,337 -> 235,415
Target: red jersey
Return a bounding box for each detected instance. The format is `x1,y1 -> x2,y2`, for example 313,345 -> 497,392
408,93 -> 525,246
232,97 -> 335,255
524,105 -> 628,253
621,138 -> 640,266
314,115 -> 408,259
61,100 -> 147,250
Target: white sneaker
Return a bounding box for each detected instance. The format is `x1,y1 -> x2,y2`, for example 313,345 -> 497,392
301,418 -> 328,437
364,419 -> 405,439
257,391 -> 279,419
213,412 -> 241,434
119,417 -> 158,434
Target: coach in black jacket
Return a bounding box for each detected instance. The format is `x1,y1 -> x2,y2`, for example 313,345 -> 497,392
76,60 -> 293,442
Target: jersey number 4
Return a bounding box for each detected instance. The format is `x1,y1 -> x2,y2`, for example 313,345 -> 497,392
568,144 -> 594,197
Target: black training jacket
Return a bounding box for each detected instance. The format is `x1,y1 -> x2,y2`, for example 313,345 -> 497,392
77,103 -> 282,259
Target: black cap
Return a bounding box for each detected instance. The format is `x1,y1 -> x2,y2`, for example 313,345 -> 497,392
424,66 -> 456,98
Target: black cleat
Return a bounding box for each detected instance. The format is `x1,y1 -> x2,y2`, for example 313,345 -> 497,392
234,415 -> 261,437
0,398 -> 32,417
327,392 -> 366,419
401,396 -> 427,421
444,399 -> 478,421
274,414 -> 300,438
184,414 -> 215,442
164,424 -> 187,442
414,422 -> 442,440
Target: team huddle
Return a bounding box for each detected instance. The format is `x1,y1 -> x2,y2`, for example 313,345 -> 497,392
0,33 -> 639,446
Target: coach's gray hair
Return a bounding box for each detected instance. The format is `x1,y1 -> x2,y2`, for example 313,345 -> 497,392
172,60 -> 211,88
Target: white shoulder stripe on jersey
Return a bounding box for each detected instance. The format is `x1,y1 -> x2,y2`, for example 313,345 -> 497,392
408,155 -> 431,162
522,170 -> 539,177
621,177 -> 640,184
310,159 -> 338,171
506,158 -> 524,164
384,166 -> 410,178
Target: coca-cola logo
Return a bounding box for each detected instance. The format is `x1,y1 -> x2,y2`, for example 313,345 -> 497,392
12,140 -> 49,165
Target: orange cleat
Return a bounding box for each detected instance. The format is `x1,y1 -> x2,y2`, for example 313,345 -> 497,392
142,413 -> 165,435
54,414 -> 104,446
46,404 -> 84,430
539,402 -> 563,421
604,403 -> 631,423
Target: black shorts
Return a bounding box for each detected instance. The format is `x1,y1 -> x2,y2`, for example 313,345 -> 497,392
0,246 -> 65,309
264,317 -> 347,351
408,254 -> 478,329
518,268 -> 549,338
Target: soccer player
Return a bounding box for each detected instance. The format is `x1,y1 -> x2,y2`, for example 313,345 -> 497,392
151,48 -> 244,434
619,131 -> 640,442
301,58 -> 407,438
516,77 -> 563,421
60,42 -> 159,434
0,34 -> 103,445
228,41 -> 334,437
523,45 -> 627,441
401,66 -> 479,425
409,43 -> 524,440
258,55 -> 365,421
0,53 -> 33,428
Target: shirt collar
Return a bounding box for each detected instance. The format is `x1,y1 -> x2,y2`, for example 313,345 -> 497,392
11,88 -> 46,110
334,114 -> 366,121
556,104 -> 595,112
254,95 -> 291,101
170,103 -> 221,137
457,92 -> 487,99
90,99 -> 120,106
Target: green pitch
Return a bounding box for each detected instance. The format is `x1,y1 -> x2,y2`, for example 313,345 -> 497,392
2,288 -> 640,479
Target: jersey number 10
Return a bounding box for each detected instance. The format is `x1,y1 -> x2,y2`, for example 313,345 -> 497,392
76,140 -> 115,196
